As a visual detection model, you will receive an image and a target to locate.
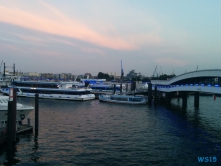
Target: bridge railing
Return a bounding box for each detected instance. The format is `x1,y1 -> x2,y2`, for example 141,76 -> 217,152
153,84 -> 221,94
155,84 -> 220,88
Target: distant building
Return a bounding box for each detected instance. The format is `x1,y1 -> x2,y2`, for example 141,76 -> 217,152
40,73 -> 53,79
23,72 -> 40,77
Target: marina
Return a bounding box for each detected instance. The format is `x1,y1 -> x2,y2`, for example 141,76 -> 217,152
1,0 -> 221,164
1,65 -> 221,164
0,78 -> 220,164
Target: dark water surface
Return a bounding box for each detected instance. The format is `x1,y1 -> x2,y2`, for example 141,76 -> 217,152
0,96 -> 221,165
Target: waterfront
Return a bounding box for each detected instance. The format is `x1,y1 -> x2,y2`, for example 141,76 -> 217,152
0,96 -> 221,165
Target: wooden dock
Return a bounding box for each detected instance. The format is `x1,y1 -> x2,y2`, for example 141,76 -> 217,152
17,124 -> 33,134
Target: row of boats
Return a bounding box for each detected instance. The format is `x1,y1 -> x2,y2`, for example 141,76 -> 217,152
0,78 -> 148,128
0,71 -> 149,138
0,79 -> 149,104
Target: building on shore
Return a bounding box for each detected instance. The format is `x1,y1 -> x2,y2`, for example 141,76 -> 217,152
23,72 -> 40,77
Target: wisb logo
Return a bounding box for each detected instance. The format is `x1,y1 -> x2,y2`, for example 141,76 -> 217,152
198,156 -> 217,162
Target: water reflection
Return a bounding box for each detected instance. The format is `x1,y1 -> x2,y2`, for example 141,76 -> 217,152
30,134 -> 39,162
3,147 -> 20,166
1,96 -> 220,165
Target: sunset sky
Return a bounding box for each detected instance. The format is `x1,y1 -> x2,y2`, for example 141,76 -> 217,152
0,0 -> 221,76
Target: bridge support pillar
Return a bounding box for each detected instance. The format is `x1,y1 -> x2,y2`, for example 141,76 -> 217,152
154,85 -> 157,104
148,83 -> 152,103
194,92 -> 199,108
182,92 -> 187,108
176,91 -> 180,101
165,92 -> 172,105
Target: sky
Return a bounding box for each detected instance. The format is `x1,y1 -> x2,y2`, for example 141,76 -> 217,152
0,0 -> 221,77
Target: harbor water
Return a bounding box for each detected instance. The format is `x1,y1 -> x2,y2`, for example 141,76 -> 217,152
0,95 -> 221,165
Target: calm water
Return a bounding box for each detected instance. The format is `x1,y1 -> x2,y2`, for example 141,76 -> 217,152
0,95 -> 221,165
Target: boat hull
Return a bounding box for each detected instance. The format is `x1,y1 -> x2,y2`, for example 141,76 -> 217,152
8,92 -> 95,101
1,89 -> 95,101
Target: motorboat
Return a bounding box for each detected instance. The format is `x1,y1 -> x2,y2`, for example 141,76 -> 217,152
0,96 -> 34,124
99,94 -> 148,104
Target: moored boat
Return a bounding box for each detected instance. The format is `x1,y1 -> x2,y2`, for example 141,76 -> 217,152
0,96 -> 34,124
1,81 -> 95,101
99,94 -> 148,104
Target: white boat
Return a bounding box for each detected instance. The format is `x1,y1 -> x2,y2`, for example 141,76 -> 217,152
1,81 -> 95,101
0,96 -> 34,124
99,94 -> 148,104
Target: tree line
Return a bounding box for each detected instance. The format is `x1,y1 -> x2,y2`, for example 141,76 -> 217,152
97,70 -> 176,82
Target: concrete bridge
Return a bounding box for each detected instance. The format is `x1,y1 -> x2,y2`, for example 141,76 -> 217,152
149,69 -> 221,107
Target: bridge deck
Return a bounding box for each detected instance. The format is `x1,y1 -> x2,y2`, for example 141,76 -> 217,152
153,85 -> 221,94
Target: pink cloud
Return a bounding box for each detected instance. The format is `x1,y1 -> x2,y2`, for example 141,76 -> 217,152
15,34 -> 45,44
0,42 -> 23,52
80,48 -> 105,55
0,4 -> 138,50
